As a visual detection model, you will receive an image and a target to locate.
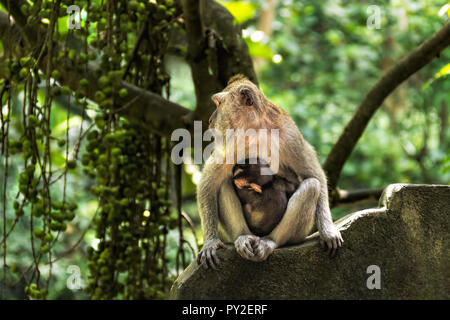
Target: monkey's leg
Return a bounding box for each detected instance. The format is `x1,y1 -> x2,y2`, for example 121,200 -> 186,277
218,179 -> 260,260
315,183 -> 344,257
250,178 -> 320,262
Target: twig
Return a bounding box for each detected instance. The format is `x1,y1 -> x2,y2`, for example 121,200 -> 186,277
324,22 -> 450,191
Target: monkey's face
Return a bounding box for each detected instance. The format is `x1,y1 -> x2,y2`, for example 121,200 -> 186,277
210,78 -> 263,132
209,76 -> 284,166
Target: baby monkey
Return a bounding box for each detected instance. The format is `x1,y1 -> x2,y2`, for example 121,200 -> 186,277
232,160 -> 297,237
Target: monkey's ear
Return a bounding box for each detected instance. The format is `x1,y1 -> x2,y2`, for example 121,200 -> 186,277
211,92 -> 228,109
239,87 -> 254,106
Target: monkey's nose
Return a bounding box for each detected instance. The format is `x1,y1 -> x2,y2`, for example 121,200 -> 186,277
211,92 -> 228,109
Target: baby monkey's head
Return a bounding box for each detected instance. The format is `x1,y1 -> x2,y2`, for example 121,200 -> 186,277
232,160 -> 274,193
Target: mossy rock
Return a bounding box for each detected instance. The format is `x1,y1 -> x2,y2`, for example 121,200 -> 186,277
170,184 -> 450,299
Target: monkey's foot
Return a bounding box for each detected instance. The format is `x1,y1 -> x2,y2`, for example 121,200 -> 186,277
248,237 -> 276,262
197,238 -> 226,270
319,226 -> 344,258
235,235 -> 260,261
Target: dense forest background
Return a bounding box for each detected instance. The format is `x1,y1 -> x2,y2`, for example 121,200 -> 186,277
0,0 -> 449,299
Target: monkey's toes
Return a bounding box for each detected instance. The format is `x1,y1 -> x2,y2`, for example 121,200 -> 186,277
235,235 -> 260,260
197,248 -> 221,270
250,238 -> 276,262
197,239 -> 226,270
320,232 -> 344,258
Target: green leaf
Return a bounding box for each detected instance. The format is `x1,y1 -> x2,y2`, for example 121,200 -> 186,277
245,38 -> 273,59
51,150 -> 67,168
217,1 -> 258,24
58,16 -> 69,36
434,63 -> 450,79
53,116 -> 82,135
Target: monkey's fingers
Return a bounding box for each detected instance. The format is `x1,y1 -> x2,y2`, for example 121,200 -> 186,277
238,243 -> 255,258
330,237 -> 343,257
330,239 -> 338,257
244,240 -> 254,252
206,249 -> 218,270
200,252 -> 209,270
244,247 -> 255,258
236,242 -> 255,259
332,238 -> 338,249
249,235 -> 261,248
211,248 -> 221,266
254,246 -> 264,259
338,236 -> 344,247
251,240 -> 275,262
326,240 -> 333,255
330,248 -> 337,258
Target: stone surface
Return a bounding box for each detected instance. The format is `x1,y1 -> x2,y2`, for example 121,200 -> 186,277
170,184 -> 450,299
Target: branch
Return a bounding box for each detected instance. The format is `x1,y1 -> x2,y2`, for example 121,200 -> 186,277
0,6 -> 25,56
0,9 -> 192,136
180,0 -> 258,123
52,58 -> 191,136
0,0 -> 37,48
201,0 -> 258,85
324,22 -> 450,191
335,188 -> 384,207
181,0 -> 222,121
2,0 -> 258,135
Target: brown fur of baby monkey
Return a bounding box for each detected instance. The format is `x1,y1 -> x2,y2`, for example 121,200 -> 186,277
232,161 -> 297,237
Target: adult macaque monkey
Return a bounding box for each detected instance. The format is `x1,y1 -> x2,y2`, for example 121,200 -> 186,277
197,75 -> 343,270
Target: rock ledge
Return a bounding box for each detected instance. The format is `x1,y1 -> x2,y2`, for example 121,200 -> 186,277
170,184 -> 450,299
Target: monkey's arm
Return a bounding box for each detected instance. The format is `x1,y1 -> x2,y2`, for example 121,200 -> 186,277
196,157 -> 230,269
314,174 -> 344,256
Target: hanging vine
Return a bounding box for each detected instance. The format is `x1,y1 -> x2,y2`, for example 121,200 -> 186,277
0,0 -> 188,300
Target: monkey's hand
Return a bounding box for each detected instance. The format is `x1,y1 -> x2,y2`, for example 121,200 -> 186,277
319,226 -> 344,258
234,235 -> 260,261
249,237 -> 276,262
197,238 -> 226,270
